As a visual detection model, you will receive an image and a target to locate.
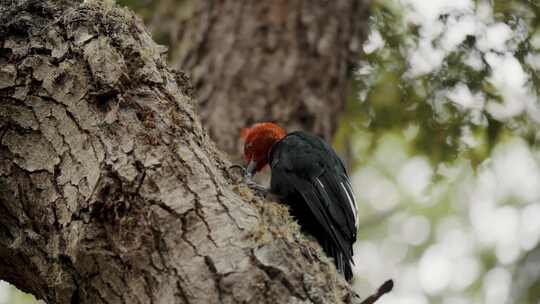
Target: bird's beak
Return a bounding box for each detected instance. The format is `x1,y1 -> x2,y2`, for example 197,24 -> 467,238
246,159 -> 257,177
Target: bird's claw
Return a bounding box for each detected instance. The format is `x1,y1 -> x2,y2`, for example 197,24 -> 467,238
229,164 -> 247,182
229,164 -> 247,174
245,179 -> 269,197
229,164 -> 269,196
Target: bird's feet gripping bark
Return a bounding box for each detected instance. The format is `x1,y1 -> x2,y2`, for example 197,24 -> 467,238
245,178 -> 270,197
229,164 -> 270,197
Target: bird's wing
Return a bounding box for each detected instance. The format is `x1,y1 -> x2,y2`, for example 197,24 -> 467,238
314,170 -> 357,242
287,173 -> 354,261
289,132 -> 358,239
271,132 -> 358,261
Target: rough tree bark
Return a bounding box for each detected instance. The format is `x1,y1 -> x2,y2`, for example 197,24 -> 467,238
0,1 -> 360,303
145,0 -> 370,156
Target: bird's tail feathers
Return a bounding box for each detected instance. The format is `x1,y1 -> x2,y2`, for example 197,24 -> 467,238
325,240 -> 353,281
337,251 -> 353,282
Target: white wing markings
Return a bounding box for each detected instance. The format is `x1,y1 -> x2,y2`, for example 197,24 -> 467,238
315,176 -> 358,229
340,179 -> 358,228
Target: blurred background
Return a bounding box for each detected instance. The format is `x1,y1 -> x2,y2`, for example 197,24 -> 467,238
2,0 -> 539,303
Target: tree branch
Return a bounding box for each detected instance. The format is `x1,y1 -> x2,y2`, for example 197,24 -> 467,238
358,280 -> 394,304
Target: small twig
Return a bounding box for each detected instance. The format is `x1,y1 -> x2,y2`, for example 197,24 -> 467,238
359,279 -> 394,304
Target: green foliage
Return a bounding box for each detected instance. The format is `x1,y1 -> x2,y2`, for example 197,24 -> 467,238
339,0 -> 540,303
0,282 -> 39,304
344,0 -> 540,164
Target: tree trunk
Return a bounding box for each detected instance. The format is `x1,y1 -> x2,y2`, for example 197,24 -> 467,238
0,1 -> 356,303
146,0 -> 370,156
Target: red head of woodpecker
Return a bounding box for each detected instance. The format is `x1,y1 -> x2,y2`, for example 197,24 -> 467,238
240,122 -> 358,281
240,122 -> 286,176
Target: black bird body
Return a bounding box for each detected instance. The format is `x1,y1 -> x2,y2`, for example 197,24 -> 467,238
268,131 -> 358,281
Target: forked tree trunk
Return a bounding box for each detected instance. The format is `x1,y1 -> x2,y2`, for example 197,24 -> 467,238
146,0 -> 370,156
0,1 -> 357,303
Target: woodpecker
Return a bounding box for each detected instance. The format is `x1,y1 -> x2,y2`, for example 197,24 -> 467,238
241,122 -> 358,281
